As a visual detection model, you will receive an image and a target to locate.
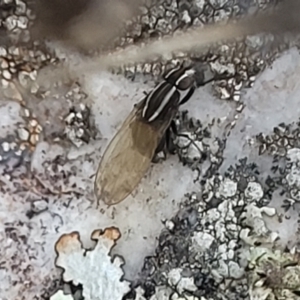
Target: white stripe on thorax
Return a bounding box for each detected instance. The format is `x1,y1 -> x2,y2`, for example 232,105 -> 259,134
147,85 -> 177,122
164,65 -> 182,79
142,81 -> 165,118
175,73 -> 188,87
174,69 -> 195,88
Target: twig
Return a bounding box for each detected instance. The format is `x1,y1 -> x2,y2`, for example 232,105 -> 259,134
54,0 -> 300,77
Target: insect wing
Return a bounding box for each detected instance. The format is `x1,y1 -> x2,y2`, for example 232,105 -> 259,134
94,103 -> 169,205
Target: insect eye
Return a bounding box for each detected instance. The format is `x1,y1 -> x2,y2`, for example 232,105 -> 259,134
176,75 -> 194,90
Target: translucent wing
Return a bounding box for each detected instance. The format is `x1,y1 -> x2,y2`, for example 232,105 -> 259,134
94,102 -> 172,206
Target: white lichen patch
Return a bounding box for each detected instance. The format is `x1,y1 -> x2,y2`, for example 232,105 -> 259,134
137,153 -> 292,300
167,268 -> 197,294
148,286 -> 172,300
284,148 -> 300,202
244,182 -> 264,201
240,204 -> 278,245
55,227 -> 130,300
50,290 -> 74,300
217,178 -> 237,198
287,148 -> 300,163
247,247 -> 300,300
190,231 -> 215,254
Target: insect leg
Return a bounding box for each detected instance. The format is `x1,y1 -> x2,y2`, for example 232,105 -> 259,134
170,119 -> 178,135
152,120 -> 178,162
165,120 -> 177,154
154,133 -> 167,155
152,130 -> 168,163
196,72 -> 234,88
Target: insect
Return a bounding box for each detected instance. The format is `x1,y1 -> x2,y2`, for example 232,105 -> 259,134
94,64 -> 217,206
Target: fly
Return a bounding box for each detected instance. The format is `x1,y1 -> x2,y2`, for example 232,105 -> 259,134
94,64 -> 219,206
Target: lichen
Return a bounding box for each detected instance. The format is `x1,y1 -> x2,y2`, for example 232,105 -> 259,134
55,227 -> 130,300
248,247 -> 300,300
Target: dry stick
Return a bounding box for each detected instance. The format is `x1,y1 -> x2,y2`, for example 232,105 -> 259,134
37,0 -> 300,86
39,0 -> 300,84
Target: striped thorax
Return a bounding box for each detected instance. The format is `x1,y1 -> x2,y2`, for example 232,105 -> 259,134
142,65 -> 196,123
